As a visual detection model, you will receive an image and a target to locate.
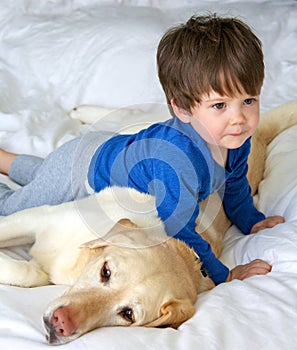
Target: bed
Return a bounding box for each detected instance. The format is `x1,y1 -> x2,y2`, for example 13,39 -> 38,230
0,0 -> 297,349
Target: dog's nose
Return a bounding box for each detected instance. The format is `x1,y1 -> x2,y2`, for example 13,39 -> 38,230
51,306 -> 77,337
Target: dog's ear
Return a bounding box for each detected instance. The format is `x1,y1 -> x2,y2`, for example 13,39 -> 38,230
82,219 -> 138,249
81,238 -> 109,249
145,299 -> 195,329
110,218 -> 139,232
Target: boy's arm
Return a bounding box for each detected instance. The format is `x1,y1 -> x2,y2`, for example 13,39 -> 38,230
223,140 -> 266,234
173,215 -> 230,285
223,152 -> 284,233
158,179 -> 274,285
223,175 -> 265,234
175,217 -> 273,284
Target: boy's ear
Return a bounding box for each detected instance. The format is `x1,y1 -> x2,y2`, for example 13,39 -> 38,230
170,99 -> 191,123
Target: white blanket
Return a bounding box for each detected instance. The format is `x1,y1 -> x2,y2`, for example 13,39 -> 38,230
0,1 -> 297,349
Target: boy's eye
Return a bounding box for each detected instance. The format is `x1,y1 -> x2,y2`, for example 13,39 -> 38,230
213,102 -> 225,110
244,98 -> 256,105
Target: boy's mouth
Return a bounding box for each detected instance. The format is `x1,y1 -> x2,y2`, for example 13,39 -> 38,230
229,132 -> 243,136
228,129 -> 247,137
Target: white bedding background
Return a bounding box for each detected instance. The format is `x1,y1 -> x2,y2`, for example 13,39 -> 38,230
0,1 -> 297,349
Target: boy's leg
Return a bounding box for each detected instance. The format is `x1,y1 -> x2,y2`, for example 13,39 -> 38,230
0,149 -> 18,176
0,131 -> 112,216
0,149 -> 43,186
0,138 -> 82,216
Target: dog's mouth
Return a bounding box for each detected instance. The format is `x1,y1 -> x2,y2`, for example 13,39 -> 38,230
43,315 -> 61,345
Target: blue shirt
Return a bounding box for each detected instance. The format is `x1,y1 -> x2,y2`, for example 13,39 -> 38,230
88,117 -> 265,285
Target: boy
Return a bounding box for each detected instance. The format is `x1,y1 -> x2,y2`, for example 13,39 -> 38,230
0,14 -> 284,285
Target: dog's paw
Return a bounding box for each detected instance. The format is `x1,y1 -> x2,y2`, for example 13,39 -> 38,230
69,105 -> 142,124
0,252 -> 50,287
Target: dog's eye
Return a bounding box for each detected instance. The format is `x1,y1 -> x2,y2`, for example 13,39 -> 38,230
100,261 -> 111,283
119,307 -> 135,323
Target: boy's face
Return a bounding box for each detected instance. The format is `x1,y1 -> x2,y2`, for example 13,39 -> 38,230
172,91 -> 260,150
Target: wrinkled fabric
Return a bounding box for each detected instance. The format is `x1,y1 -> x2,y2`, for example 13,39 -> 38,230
0,1 -> 297,349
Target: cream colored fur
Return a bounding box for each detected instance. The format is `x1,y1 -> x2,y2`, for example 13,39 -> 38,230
0,186 -> 213,345
0,100 -> 296,344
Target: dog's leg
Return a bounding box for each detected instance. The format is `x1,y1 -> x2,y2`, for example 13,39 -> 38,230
0,207 -> 45,248
0,207 -> 52,286
0,201 -> 98,286
0,251 -> 49,286
0,201 -> 91,248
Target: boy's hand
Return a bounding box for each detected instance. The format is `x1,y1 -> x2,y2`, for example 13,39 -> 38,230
226,259 -> 272,282
225,216 -> 284,283
250,215 -> 285,234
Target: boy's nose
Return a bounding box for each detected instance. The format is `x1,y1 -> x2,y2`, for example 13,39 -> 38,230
230,108 -> 246,124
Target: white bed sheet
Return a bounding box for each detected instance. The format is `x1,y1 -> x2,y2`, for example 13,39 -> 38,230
0,1 -> 297,349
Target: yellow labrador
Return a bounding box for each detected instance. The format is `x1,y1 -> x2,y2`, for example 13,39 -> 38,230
0,100 -> 296,345
0,186 -> 214,345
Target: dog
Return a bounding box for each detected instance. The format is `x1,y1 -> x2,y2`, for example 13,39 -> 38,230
0,100 -> 296,345
0,186 -> 214,345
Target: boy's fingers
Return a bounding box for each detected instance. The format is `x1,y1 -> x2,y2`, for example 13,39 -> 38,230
229,259 -> 272,281
251,215 -> 285,233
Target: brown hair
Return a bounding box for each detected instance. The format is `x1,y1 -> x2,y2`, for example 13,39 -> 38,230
157,14 -> 265,115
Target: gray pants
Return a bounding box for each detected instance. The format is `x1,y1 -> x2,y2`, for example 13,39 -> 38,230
0,131 -> 114,216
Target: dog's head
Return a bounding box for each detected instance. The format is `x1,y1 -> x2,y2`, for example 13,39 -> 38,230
43,219 -> 214,345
